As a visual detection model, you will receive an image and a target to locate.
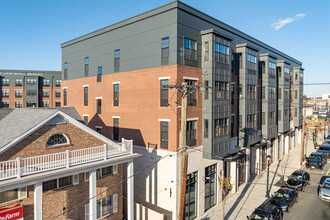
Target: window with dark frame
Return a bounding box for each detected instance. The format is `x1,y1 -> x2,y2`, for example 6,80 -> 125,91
55,80 -> 61,87
84,116 -> 88,125
204,42 -> 209,61
26,102 -> 36,108
97,66 -> 102,82
186,120 -> 196,146
2,90 -> 9,97
96,127 -> 102,134
55,90 -> 61,98
184,38 -> 197,60
63,88 -> 67,106
42,101 -> 50,107
113,118 -> 119,141
43,90 -> 49,97
1,102 -> 9,108
204,164 -> 216,211
214,42 -> 230,64
160,80 -> 168,107
84,87 -> 88,106
64,62 -> 68,80
84,57 -> 89,76
2,78 -> 9,86
204,81 -> 209,100
97,99 -> 102,114
113,84 -> 119,106
114,50 -> 120,72
214,118 -> 229,137
85,194 -> 117,219
43,79 -> 50,86
278,110 -> 281,121
185,80 -> 197,106
160,122 -> 168,149
204,119 -> 208,138
231,115 -> 234,137
15,78 -> 23,86
215,81 -> 229,99
15,101 -> 22,108
184,171 -> 198,220
55,101 -> 61,107
27,90 -> 37,96
161,37 -> 169,65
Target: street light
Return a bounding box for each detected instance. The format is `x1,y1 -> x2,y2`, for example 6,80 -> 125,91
265,155 -> 271,198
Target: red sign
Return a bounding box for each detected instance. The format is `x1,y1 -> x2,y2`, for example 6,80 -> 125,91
0,205 -> 23,220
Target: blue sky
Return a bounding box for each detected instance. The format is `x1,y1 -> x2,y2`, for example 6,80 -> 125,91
0,0 -> 329,97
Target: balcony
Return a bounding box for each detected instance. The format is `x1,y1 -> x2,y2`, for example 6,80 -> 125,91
0,140 -> 133,181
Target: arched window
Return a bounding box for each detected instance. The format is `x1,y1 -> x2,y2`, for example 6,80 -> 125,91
47,134 -> 68,147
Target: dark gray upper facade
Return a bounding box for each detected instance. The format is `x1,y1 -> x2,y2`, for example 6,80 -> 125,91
61,0 -> 303,159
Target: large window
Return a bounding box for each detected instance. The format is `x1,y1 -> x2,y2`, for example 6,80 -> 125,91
113,84 -> 119,106
215,81 -> 229,99
268,61 -> 276,75
185,80 -> 197,106
97,66 -> 102,82
26,78 -> 37,84
186,121 -> 196,146
43,175 -> 78,193
214,42 -> 229,64
160,122 -> 168,149
63,88 -> 67,106
2,90 -> 9,97
55,101 -> 61,107
269,87 -> 276,99
85,57 -> 89,76
247,114 -> 257,129
1,101 -> 9,108
247,85 -> 257,99
184,38 -> 197,60
64,62 -> 68,80
113,118 -> 119,141
55,80 -> 61,87
160,80 -> 168,107
205,164 -> 216,211
161,37 -> 169,65
15,101 -> 22,108
2,78 -> 9,86
284,89 -> 290,100
55,90 -> 61,98
47,134 -> 68,147
84,87 -> 88,106
269,111 -> 276,124
247,49 -> 257,71
43,90 -> 49,97
43,79 -> 50,86
26,101 -> 36,108
15,78 -> 23,86
0,187 -> 27,204
114,49 -> 120,72
284,109 -> 289,121
214,118 -> 229,137
85,194 -> 118,220
97,99 -> 102,114
185,172 -> 197,220
42,101 -> 50,107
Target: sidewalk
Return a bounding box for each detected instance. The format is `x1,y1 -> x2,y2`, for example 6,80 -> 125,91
198,135 -> 316,220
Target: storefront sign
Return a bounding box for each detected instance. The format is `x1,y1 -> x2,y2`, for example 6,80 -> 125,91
0,72 -> 43,76
0,205 -> 23,220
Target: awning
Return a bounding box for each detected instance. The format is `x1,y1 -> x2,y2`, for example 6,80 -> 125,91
223,149 -> 246,162
252,142 -> 267,148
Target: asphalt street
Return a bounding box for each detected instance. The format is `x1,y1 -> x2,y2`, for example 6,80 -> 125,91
284,161 -> 330,219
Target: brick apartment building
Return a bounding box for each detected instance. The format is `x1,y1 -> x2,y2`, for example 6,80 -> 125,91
0,69 -> 62,108
60,1 -> 304,219
0,108 -> 138,220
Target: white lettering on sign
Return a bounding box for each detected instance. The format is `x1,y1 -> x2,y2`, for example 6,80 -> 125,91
0,72 -> 43,76
0,212 -> 20,220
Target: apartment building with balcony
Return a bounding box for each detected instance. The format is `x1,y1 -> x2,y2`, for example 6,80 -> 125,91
0,70 -> 62,108
60,1 -> 303,219
0,108 -> 138,220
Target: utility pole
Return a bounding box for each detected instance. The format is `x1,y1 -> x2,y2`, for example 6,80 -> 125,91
300,108 -> 306,166
179,82 -> 188,220
265,155 -> 271,197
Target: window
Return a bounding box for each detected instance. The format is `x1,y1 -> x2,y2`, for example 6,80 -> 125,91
26,78 -> 37,84
0,187 -> 27,204
231,115 -> 234,137
97,99 -> 102,114
184,172 -> 197,220
204,81 -> 209,100
247,85 -> 257,99
268,61 -> 276,75
43,79 -> 50,86
55,101 -> 61,107
295,90 -> 297,99
84,87 -> 88,106
26,101 -> 36,108
161,37 -> 169,65
15,78 -> 23,86
278,110 -> 281,121
97,66 -> 102,82
205,164 -> 216,211
84,116 -> 88,125
204,42 -> 209,61
284,67 -> 290,74
185,80 -> 197,106
215,81 -> 229,99
114,50 -> 120,72
160,122 -> 168,149
43,90 -> 49,97
55,90 -> 61,98
42,101 -> 50,107
231,83 -> 234,104
15,101 -> 22,108
214,42 -> 230,64
239,115 -> 242,130
63,88 -> 67,106
47,134 -> 68,147
262,112 -> 265,125
247,114 -> 257,129
113,84 -> 119,106
186,121 -> 196,146
269,87 -> 276,99
184,38 -> 197,60
269,112 -> 276,124
204,119 -> 208,138
2,78 -> 9,86
96,127 -> 102,134
160,80 -> 168,107
43,176 -> 75,193
284,109 -> 289,121
84,57 -> 89,76
85,194 -> 118,220
214,118 -> 229,137
1,102 -> 9,108
2,90 -> 9,97
284,89 -> 289,100
278,88 -> 282,99
55,80 -> 61,87
27,90 -> 37,96
113,118 -> 119,141
247,49 -> 257,71
64,62 -> 68,80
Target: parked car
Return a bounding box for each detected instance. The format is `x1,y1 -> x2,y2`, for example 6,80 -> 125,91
318,176 -> 329,194
318,177 -> 330,202
286,170 -> 310,191
247,203 -> 283,220
326,135 -> 330,142
317,143 -> 330,156
306,152 -> 327,169
267,187 -> 298,212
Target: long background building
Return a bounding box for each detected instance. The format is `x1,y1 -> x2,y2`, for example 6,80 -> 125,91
60,1 -> 304,219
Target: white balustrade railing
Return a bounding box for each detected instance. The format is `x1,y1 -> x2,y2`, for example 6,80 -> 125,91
0,140 -> 132,181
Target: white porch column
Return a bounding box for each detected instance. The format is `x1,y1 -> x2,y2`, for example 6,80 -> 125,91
255,148 -> 260,175
34,182 -> 42,220
89,169 -> 97,220
127,159 -> 134,220
230,161 -> 237,193
245,148 -> 250,182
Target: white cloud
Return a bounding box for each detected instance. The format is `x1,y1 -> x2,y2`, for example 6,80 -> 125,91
271,13 -> 306,30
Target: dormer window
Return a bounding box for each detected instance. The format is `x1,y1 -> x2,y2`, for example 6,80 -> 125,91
47,134 -> 68,147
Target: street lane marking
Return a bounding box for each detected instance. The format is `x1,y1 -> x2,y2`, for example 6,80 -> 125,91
326,168 -> 330,176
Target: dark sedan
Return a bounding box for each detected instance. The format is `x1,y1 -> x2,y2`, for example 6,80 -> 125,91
267,187 -> 298,212
286,170 -> 310,191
